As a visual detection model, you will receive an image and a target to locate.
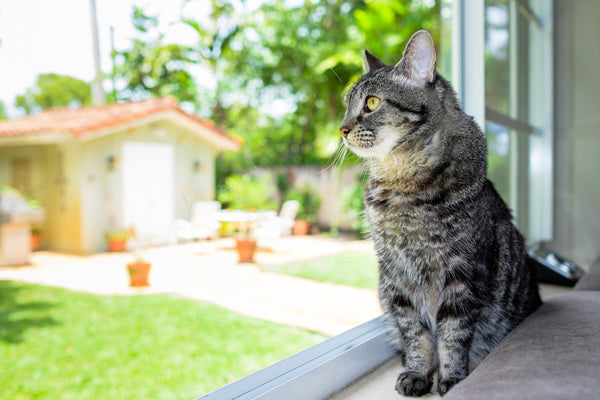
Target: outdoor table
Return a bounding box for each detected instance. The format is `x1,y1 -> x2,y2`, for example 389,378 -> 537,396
216,210 -> 276,223
216,210 -> 276,234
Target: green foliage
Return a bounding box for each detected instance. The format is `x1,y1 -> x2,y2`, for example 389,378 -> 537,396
351,0 -> 441,64
275,172 -> 293,202
0,101 -> 7,120
104,229 -> 134,241
197,0 -> 441,174
341,180 -> 369,238
486,131 -> 510,201
263,252 -> 379,289
217,174 -> 277,211
0,185 -> 42,209
0,281 -> 323,399
112,6 -> 198,105
285,184 -> 322,223
15,73 -> 91,115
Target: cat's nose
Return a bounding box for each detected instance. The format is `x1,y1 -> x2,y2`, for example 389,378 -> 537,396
339,126 -> 351,138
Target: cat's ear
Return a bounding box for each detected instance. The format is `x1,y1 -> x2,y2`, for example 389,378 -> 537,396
394,30 -> 436,87
363,50 -> 387,74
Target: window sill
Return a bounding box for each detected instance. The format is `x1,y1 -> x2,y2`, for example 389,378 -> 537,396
196,317 -> 396,400
197,284 -> 570,400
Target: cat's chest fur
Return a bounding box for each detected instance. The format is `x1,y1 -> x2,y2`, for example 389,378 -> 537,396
365,178 -> 478,327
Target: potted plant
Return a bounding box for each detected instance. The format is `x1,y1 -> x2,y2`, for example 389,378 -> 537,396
234,221 -> 258,263
126,238 -> 151,287
218,174 -> 277,263
126,258 -> 151,287
105,228 -> 135,252
286,184 -> 322,235
30,226 -> 42,251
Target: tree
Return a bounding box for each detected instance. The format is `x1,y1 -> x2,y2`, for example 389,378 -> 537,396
15,73 -> 91,115
112,6 -> 198,105
110,1 -> 441,181
182,0 -> 243,120
189,0 -> 362,168
186,0 -> 441,174
0,101 -> 7,120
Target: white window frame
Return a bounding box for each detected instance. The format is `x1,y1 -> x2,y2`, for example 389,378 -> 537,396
455,0 -> 554,241
196,318 -> 396,400
526,0 -> 553,242
198,1 -> 554,398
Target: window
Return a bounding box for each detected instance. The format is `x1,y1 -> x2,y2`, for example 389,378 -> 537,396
448,0 -> 553,241
199,1 -> 555,398
11,158 -> 31,194
483,0 -> 553,242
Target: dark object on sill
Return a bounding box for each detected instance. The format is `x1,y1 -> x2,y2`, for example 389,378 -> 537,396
527,245 -> 585,287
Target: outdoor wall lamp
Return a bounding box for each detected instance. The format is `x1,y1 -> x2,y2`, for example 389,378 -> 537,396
107,155 -> 120,171
193,160 -> 206,173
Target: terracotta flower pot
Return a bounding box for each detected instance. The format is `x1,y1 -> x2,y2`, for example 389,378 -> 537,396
127,261 -> 151,287
292,220 -> 310,236
236,239 -> 257,263
30,233 -> 42,251
108,238 -> 127,252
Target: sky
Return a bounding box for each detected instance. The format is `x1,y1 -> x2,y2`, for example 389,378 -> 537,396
0,0 -> 210,117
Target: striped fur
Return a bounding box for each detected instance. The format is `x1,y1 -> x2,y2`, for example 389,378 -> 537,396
339,31 -> 541,397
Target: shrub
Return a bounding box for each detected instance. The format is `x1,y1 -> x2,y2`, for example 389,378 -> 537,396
285,184 -> 322,223
341,183 -> 369,239
217,174 -> 277,211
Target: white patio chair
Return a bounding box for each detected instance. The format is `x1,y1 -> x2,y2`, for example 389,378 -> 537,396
173,201 -> 222,241
253,200 -> 300,239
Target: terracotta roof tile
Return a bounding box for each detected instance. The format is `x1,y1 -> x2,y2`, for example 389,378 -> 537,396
0,96 -> 235,144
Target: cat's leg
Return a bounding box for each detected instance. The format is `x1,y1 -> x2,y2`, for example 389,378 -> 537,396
381,291 -> 435,397
435,276 -> 478,396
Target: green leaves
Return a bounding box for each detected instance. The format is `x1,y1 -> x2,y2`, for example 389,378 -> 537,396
217,174 -> 277,211
15,74 -> 91,115
113,7 -> 198,105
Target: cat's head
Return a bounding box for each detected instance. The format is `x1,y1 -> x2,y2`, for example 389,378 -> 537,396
339,30 -> 444,160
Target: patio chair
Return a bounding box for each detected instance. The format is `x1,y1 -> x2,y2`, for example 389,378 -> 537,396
173,201 -> 222,241
253,200 -> 300,239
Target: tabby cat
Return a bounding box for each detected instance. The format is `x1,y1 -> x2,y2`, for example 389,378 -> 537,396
339,30 -> 541,397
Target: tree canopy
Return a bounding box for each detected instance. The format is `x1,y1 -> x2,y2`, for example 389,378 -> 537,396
15,73 -> 91,115
111,6 -> 198,105
171,0 -> 440,176
0,101 -> 7,120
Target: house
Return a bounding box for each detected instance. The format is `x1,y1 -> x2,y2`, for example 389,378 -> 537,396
0,96 -> 240,253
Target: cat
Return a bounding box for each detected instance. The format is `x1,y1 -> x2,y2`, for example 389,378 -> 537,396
339,30 -> 541,397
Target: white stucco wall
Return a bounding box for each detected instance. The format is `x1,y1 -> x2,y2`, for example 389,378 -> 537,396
78,121 -> 217,253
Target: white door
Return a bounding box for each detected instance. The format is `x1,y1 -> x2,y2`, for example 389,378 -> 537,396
122,142 -> 174,245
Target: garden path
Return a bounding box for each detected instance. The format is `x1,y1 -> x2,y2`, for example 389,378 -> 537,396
0,236 -> 381,336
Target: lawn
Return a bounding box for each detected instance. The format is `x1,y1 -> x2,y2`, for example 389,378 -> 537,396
262,252 -> 379,289
0,281 -> 325,400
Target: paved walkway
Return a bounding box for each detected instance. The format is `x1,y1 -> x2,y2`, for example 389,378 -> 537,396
0,236 -> 382,336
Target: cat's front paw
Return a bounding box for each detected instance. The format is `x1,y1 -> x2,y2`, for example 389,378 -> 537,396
395,371 -> 432,397
438,376 -> 463,396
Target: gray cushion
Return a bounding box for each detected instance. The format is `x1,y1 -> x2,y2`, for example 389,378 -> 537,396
575,257 -> 600,291
444,290 -> 600,400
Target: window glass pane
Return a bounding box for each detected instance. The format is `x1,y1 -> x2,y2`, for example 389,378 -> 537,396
485,122 -> 511,202
438,0 -> 455,79
484,0 -> 510,115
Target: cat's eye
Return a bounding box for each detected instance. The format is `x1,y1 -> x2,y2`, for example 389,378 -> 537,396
365,96 -> 380,112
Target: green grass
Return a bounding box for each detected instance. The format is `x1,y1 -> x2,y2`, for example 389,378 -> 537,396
263,252 -> 379,289
0,281 -> 325,400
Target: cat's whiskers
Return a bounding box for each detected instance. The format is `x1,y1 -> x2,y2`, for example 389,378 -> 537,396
321,142 -> 351,179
